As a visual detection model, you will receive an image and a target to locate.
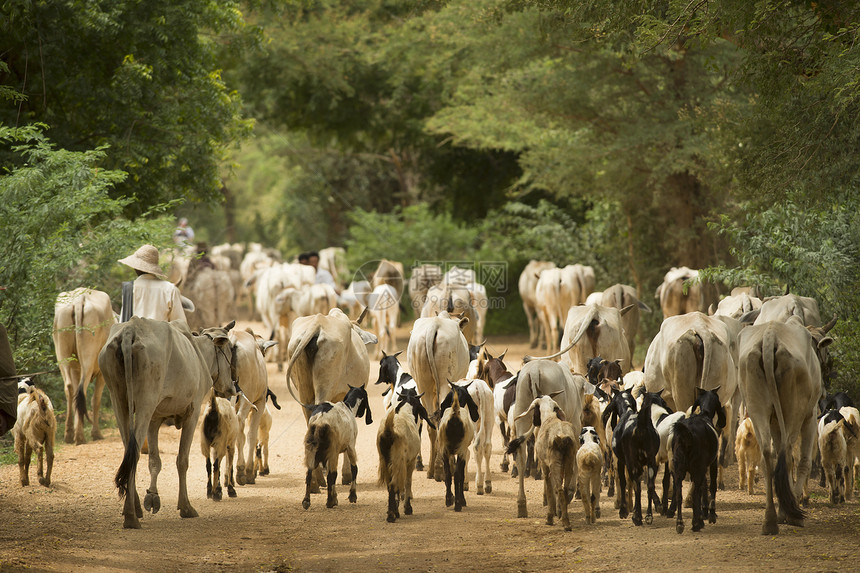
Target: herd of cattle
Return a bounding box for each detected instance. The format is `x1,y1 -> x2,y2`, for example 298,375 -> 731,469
10,244 -> 859,538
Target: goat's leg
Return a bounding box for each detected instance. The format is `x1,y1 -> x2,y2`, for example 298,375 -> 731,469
455,456 -> 466,512
227,444 -> 237,498
617,457 -> 629,519
499,420 -> 510,472
516,444 -> 528,518
544,465 -> 556,526
747,455 -> 757,495
427,426 -> 439,481
691,475 -> 705,532
647,463 -> 661,519
404,460 -> 415,515
443,455 -> 454,507
416,422 -> 424,472
212,454 -> 223,501
235,417 -> 248,486
325,465 -> 339,508
484,446 -> 493,494
244,406 -> 262,485
739,451 -> 747,491
661,462 -> 672,515
674,463 -> 685,533
559,471 -> 571,531
206,455 -> 214,499
631,476 -> 643,526
708,460 -> 718,523
346,446 -> 358,504
387,484 -> 398,522
302,468 -> 314,509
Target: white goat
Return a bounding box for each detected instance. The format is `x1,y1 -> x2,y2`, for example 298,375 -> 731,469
199,389 -> 254,500
839,406 -> 860,501
818,410 -> 851,504
456,378 -> 494,495
577,426 -> 603,524
302,385 -> 373,510
513,393 -> 579,531
377,391 -> 436,522
735,416 -> 761,495
13,380 -> 56,487
437,383 -> 479,512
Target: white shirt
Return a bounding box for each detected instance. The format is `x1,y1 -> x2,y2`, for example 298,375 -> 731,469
130,274 -> 186,322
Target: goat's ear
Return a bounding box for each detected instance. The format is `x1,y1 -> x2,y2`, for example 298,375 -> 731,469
554,407 -> 565,422
717,405 -> 726,430
393,350 -> 403,358
533,407 -> 542,427
499,349 -> 508,362
364,400 -> 373,425
440,391 -> 453,417
421,405 -> 437,430
381,349 -> 388,358
548,389 -> 564,399
514,399 -> 539,423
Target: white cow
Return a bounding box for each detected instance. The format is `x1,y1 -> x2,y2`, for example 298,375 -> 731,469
407,311 -> 471,480
519,261 -> 556,348
368,283 -> 400,357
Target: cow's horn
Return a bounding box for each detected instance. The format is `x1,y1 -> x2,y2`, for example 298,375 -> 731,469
822,314 -> 838,333
355,306 -> 368,326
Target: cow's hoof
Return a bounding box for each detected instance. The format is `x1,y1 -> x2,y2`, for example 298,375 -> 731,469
692,521 -> 704,532
632,514 -> 643,527
476,485 -> 483,495
454,503 -> 462,512
387,513 -> 396,523
236,468 -> 246,486
676,522 -> 685,534
445,493 -> 454,507
619,508 -> 629,520
123,516 -> 142,529
64,432 -> 75,444
92,430 -> 104,441
416,460 -> 424,472
228,486 -> 237,498
709,511 -> 716,524
645,513 -> 653,525
485,482 -> 492,494
39,477 -> 51,487
259,468 -> 270,476
546,516 -> 554,526
762,522 -> 779,535
511,466 -> 519,478
595,506 -> 601,518
179,506 -> 198,519
517,499 -> 528,518
302,498 -> 310,510
326,497 -> 338,509
405,502 -> 413,515
348,492 -> 357,503
501,461 -> 509,473
213,488 -> 223,501
144,492 -> 161,514
784,515 -> 804,527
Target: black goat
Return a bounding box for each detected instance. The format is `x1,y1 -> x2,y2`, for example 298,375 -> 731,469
670,387 -> 726,534
612,391 -> 662,525
602,388 -> 637,501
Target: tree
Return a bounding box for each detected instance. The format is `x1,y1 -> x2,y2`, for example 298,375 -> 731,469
0,0 -> 254,216
0,124 -> 172,371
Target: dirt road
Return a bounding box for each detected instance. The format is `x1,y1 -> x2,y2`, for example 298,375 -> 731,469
1,322 -> 857,572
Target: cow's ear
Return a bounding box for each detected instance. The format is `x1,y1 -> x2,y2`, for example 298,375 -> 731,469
458,317 -> 470,331
224,320 -> 235,332
620,304 -> 636,316
818,336 -> 834,349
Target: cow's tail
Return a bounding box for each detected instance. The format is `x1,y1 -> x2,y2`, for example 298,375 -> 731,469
523,305 -> 598,363
284,324 -> 321,409
72,294 -> 92,423
762,326 -> 804,520
115,327 -> 139,500
425,321 -> 442,415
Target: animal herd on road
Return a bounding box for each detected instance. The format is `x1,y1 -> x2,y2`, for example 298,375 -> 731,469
13,244 -> 857,540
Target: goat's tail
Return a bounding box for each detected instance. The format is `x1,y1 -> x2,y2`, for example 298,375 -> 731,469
201,392 -> 220,455
774,451 -> 805,520
115,327 -> 139,500
377,422 -> 406,490
554,435 -> 576,468
672,420 -> 693,474
506,434 -> 527,456
305,424 -> 331,470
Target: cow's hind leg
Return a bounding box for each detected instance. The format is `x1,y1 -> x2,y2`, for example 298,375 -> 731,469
144,419 -> 163,514
90,374 -> 106,440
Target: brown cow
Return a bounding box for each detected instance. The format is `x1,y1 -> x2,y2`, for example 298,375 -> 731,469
99,317 -> 238,529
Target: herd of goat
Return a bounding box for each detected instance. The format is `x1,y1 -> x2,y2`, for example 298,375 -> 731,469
9,245 -> 859,538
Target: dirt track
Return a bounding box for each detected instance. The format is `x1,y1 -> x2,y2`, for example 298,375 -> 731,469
1,321 -> 858,572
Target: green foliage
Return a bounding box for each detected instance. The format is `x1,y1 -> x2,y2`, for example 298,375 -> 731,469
0,0 -> 254,215
0,125 -> 173,372
344,204 -> 479,272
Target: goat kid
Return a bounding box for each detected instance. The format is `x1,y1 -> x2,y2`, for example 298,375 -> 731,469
735,416 -> 761,495
13,379 -> 56,487
200,387 -> 255,500
512,392 -> 578,531
254,388 -> 281,476
670,388 -> 726,534
577,426 -> 604,524
377,391 -> 436,522
612,390 -> 662,526
437,382 -> 480,512
817,410 -> 854,504
302,384 -> 373,510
